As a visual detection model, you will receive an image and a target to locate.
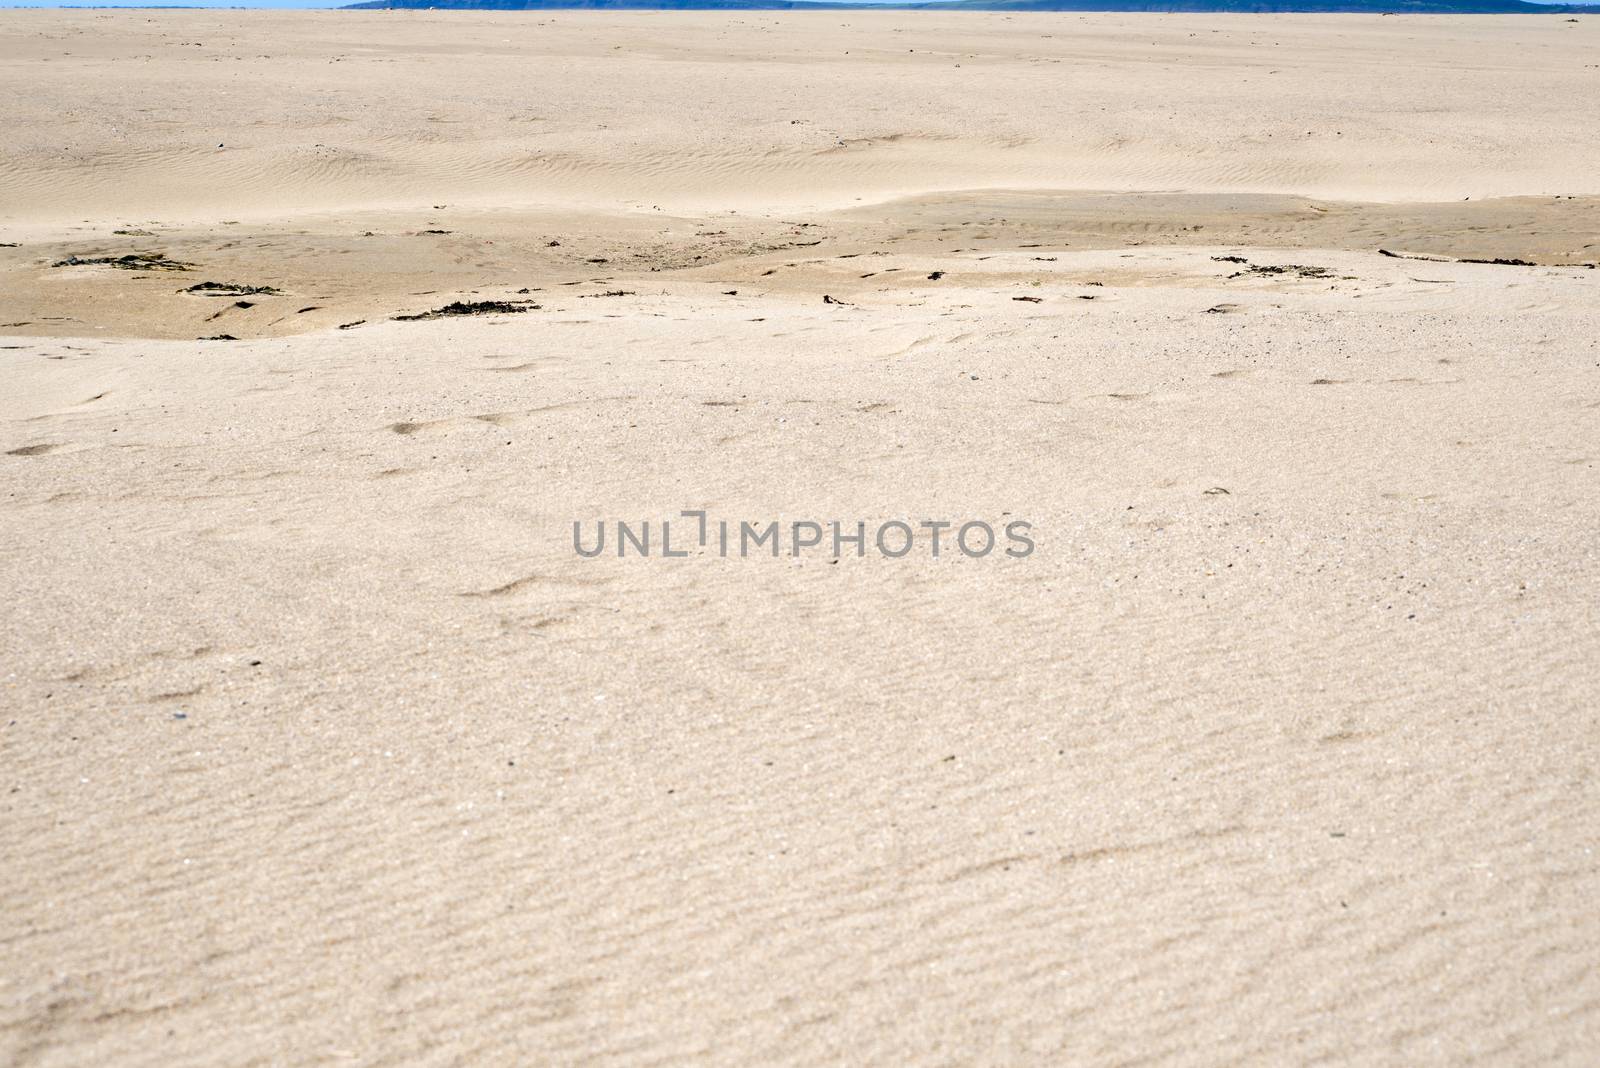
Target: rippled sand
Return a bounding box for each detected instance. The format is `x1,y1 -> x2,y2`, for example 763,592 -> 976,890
2,11 -> 1598,1065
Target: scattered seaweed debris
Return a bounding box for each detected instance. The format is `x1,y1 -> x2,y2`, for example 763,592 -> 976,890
181,281 -> 281,296
338,320 -> 366,330
54,252 -> 194,271
822,294 -> 853,305
393,300 -> 538,321
113,228 -> 154,236
416,229 -> 454,235
1254,259 -> 1331,273
1380,248 -> 1544,267
1012,295 -> 1043,303
580,290 -> 636,298
199,334 -> 239,342
927,271 -> 945,280
1215,254 -> 1333,278
1379,249 -> 1456,263
0,242 -> 19,248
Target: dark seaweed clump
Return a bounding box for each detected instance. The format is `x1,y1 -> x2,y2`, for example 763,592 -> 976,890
393,300 -> 538,321
54,252 -> 194,271
1379,249 -> 1543,267
182,281 -> 282,296
1238,263 -> 1331,279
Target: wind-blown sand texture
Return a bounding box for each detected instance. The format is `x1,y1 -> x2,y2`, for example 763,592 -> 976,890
2,11 -> 1598,1065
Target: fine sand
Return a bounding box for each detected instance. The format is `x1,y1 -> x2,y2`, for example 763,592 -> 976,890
2,11 -> 1598,1066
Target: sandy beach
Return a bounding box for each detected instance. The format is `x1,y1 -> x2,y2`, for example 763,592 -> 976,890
3,11 -> 1598,1065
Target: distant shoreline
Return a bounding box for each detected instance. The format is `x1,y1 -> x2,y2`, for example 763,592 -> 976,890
340,0 -> 1590,11
8,3 -> 1589,11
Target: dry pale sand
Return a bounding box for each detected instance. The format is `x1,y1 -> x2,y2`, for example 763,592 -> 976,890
3,10 -> 1600,1066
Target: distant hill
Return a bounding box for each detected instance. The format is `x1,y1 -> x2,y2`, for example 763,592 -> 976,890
345,0 -> 1589,12
346,0 -> 844,6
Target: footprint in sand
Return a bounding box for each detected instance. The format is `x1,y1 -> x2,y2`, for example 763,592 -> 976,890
462,573 -> 612,598
388,421 -> 429,435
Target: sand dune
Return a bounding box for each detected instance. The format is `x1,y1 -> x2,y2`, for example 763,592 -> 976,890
3,11 -> 1599,1067
2,11 -> 1598,226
